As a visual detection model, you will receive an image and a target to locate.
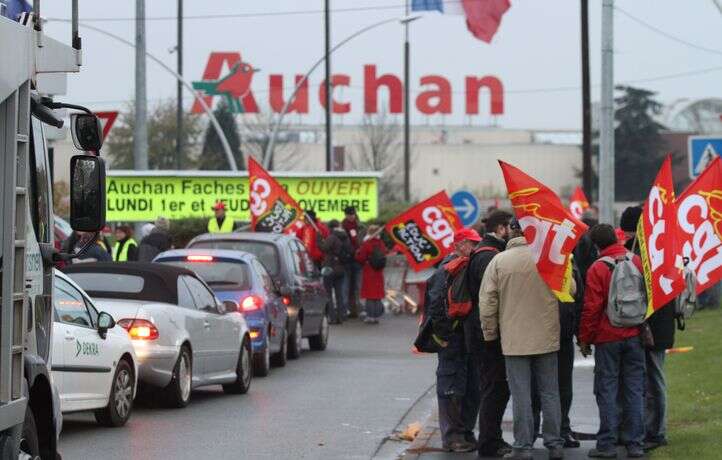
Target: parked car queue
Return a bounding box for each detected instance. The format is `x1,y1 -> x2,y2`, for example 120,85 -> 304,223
50,231 -> 332,429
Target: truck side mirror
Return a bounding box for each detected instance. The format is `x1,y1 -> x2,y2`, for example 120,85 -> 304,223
70,113 -> 104,152
70,155 -> 106,232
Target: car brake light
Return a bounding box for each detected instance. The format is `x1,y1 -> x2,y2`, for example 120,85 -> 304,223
241,295 -> 263,312
281,296 -> 291,306
118,318 -> 160,340
187,255 -> 214,262
249,330 -> 260,339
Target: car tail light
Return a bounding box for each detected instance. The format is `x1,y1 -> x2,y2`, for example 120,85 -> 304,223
187,255 -> 214,262
118,318 -> 160,340
240,295 -> 263,312
249,329 -> 260,339
281,296 -> 291,306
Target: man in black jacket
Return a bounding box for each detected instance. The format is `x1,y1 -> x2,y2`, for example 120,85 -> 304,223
467,210 -> 513,458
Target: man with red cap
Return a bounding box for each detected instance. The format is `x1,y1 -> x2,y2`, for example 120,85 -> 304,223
207,201 -> 235,233
428,227 -> 483,453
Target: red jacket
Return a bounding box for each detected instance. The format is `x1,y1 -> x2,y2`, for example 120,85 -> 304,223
579,243 -> 642,345
356,238 -> 386,300
342,218 -> 360,249
295,221 -> 329,264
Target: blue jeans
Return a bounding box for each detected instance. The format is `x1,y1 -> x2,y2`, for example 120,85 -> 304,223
645,349 -> 667,443
593,336 -> 646,451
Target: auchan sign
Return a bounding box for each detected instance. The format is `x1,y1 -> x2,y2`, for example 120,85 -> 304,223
191,52 -> 504,116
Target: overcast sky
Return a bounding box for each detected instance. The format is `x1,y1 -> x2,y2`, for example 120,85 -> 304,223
43,0 -> 722,130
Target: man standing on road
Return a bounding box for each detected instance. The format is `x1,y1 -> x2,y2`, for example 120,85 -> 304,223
112,225 -> 138,262
479,218 -> 566,460
207,201 -> 235,233
138,217 -> 173,262
320,220 -> 353,324
466,210 -> 513,458
579,224 -> 645,458
342,206 -> 364,318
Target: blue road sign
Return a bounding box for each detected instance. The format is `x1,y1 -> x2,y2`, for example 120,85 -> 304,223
451,190 -> 480,228
689,135 -> 722,179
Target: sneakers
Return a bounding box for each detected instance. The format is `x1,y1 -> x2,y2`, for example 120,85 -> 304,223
587,448 -> 617,458
644,439 -> 668,451
549,447 -> 564,459
447,440 -> 476,453
479,441 -> 513,458
562,433 -> 581,448
627,447 -> 644,458
502,449 -> 533,460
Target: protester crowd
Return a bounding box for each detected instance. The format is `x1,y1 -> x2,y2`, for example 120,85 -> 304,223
416,205 -> 692,459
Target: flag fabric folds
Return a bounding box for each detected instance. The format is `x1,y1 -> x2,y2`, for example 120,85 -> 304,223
675,156 -> 722,295
499,161 -> 588,301
248,156 -> 304,233
636,156 -> 685,317
412,0 -> 511,43
386,191 -> 462,271
569,186 -> 590,220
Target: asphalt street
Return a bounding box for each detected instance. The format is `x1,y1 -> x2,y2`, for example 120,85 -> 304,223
58,314 -> 436,459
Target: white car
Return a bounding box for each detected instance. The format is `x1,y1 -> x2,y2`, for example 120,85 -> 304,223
51,270 -> 138,427
63,262 -> 253,408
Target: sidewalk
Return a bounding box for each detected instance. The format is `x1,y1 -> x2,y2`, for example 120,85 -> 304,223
399,359 -> 637,460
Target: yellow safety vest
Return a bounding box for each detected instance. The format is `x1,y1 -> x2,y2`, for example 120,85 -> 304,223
208,216 -> 235,233
112,239 -> 137,262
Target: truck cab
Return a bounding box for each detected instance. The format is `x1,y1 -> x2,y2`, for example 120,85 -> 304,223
1,3 -> 106,458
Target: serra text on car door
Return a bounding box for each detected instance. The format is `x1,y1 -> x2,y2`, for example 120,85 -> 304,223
53,277 -> 112,411
177,276 -> 211,382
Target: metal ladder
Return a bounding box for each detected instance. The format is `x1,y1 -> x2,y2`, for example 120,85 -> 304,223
0,80 -> 29,405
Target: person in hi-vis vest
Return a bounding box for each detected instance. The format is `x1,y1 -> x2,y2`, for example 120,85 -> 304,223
112,225 -> 138,261
208,201 -> 235,233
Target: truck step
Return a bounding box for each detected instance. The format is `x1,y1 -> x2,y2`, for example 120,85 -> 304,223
15,187 -> 27,195
16,134 -> 29,143
11,346 -> 23,354
14,240 -> 26,248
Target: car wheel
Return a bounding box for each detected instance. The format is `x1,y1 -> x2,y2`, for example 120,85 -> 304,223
253,334 -> 271,377
163,345 -> 192,408
19,406 -> 40,460
95,359 -> 134,427
308,313 -> 329,351
287,318 -> 303,360
223,337 -> 252,395
271,327 -> 288,368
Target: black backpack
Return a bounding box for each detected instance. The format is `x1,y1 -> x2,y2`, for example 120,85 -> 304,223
369,246 -> 387,270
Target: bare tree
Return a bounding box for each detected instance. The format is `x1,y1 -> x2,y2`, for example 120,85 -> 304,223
236,112 -> 300,170
350,112 -> 403,201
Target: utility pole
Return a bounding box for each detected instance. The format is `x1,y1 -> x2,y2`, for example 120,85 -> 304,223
599,0 -> 615,224
175,0 -> 183,170
403,0 -> 411,202
324,0 -> 332,172
580,0 -> 592,200
134,0 -> 148,171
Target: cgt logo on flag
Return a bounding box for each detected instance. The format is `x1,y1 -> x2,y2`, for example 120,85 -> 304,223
499,161 -> 588,301
569,186 -> 590,220
386,192 -> 462,271
248,156 -> 304,233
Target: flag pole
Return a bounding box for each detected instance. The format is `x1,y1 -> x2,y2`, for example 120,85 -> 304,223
403,0 -> 411,202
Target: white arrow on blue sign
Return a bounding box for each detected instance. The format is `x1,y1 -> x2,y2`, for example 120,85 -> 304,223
688,135 -> 722,179
450,190 -> 480,228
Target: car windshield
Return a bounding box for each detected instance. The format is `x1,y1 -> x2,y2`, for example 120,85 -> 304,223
190,240 -> 280,275
161,259 -> 252,291
66,273 -> 145,294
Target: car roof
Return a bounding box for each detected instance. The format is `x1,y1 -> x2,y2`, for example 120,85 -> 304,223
189,231 -> 294,246
155,248 -> 255,262
62,262 -> 194,304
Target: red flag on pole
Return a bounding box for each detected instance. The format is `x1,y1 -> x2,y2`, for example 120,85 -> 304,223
386,191 -> 462,271
248,156 -> 304,233
637,156 -> 685,316
569,186 -> 590,220
675,156 -> 722,294
499,161 -> 588,301
461,0 -> 511,43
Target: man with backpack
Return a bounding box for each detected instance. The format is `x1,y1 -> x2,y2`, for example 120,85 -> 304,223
320,219 -> 354,324
465,210 -> 513,458
579,224 -> 646,458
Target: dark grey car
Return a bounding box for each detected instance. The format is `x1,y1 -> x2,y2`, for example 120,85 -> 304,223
186,232 -> 329,356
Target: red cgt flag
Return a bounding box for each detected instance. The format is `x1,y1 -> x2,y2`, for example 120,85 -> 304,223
462,0 -> 511,43
637,156 -> 685,317
499,161 -> 588,301
386,191 -> 462,271
248,156 -> 304,233
569,186 -> 590,220
675,156 -> 722,295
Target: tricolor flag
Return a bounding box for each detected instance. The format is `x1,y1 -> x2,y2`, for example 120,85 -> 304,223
411,0 -> 511,43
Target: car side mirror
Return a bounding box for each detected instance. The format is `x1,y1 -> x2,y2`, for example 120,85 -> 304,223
222,300 -> 239,314
70,155 -> 106,232
97,311 -> 115,339
70,113 -> 104,152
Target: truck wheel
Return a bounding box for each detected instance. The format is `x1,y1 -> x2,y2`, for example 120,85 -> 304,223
253,335 -> 271,377
287,318 -> 303,360
223,337 -> 252,395
163,346 -> 192,408
19,406 -> 40,460
308,313 -> 329,351
95,359 -> 134,427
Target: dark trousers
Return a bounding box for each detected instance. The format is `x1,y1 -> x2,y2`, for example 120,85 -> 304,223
437,334 -> 480,447
324,272 -> 347,322
532,333 -> 575,437
346,262 -> 361,316
477,340 -> 510,454
594,336 -> 646,452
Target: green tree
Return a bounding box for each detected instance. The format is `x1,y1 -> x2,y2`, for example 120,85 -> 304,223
198,101 -> 244,170
105,99 -> 203,169
614,85 -> 667,201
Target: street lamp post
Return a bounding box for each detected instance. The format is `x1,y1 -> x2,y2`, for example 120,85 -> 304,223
263,15 -> 421,169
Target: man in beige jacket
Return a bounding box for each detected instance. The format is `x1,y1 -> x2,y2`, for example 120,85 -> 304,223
479,219 -> 569,460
